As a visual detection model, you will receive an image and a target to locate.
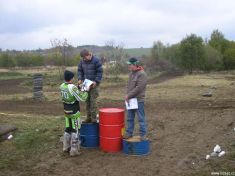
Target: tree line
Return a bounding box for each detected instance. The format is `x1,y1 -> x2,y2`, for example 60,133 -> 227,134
0,39 -> 81,68
0,49 -> 81,68
149,29 -> 235,73
0,30 -> 235,74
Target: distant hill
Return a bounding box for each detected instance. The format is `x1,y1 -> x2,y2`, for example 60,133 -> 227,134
1,45 -> 151,58
77,46 -> 151,58
124,48 -> 151,57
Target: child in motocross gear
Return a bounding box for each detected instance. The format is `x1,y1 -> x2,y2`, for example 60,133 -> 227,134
60,70 -> 88,156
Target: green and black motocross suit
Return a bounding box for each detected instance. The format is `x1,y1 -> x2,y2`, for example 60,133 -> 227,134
60,83 -> 88,133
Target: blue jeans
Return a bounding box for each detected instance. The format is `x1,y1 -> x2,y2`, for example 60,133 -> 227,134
126,102 -> 147,137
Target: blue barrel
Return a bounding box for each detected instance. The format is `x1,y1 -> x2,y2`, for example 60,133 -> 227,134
80,122 -> 99,148
122,136 -> 150,156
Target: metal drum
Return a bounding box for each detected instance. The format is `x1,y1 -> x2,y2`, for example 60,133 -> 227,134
99,108 -> 125,152
122,136 -> 150,156
80,122 -> 99,148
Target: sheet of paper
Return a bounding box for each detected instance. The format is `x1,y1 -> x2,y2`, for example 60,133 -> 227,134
82,79 -> 93,91
125,98 -> 138,110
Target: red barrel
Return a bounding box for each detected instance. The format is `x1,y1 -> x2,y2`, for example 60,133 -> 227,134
99,108 -> 125,152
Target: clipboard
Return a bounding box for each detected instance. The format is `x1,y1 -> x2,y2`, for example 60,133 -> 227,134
125,98 -> 138,109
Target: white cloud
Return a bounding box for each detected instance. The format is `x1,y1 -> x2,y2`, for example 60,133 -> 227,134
0,0 -> 235,50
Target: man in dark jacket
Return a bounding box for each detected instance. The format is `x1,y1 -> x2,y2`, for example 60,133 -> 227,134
78,49 -> 103,123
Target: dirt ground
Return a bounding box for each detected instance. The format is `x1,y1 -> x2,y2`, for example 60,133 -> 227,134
0,73 -> 234,176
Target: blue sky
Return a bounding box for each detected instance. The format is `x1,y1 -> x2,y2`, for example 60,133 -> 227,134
0,0 -> 235,50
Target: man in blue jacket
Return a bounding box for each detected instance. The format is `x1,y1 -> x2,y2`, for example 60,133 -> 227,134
77,49 -> 103,123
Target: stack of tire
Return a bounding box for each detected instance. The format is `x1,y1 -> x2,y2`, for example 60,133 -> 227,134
33,73 -> 43,99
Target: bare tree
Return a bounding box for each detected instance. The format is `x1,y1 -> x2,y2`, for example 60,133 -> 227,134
104,40 -> 128,78
105,40 -> 126,63
50,38 -> 70,79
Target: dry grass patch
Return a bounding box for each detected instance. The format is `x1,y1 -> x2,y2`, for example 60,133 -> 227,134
146,73 -> 235,102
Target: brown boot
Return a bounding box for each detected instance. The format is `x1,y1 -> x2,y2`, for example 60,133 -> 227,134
83,117 -> 91,123
140,135 -> 148,141
123,133 -> 132,139
90,118 -> 97,123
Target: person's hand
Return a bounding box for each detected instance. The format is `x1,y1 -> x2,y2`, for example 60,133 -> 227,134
125,95 -> 129,101
78,80 -> 83,87
125,95 -> 129,106
91,81 -> 97,88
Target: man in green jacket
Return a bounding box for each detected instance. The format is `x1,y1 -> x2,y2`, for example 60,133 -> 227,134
124,57 -> 148,140
60,70 -> 88,156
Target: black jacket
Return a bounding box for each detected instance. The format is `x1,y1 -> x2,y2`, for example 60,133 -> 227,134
77,55 -> 103,84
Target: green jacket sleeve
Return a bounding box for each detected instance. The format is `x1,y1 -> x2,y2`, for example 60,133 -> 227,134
71,85 -> 88,102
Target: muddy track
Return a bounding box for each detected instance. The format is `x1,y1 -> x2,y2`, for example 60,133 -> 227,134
0,98 -> 234,117
0,78 -> 31,94
0,73 -> 235,176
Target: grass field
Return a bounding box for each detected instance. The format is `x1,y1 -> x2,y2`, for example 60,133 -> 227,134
0,67 -> 234,176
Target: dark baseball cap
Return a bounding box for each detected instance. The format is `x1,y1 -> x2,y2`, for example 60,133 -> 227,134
126,57 -> 139,65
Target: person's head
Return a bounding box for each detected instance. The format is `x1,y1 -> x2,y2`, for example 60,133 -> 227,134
126,57 -> 139,71
64,70 -> 74,82
80,49 -> 92,61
